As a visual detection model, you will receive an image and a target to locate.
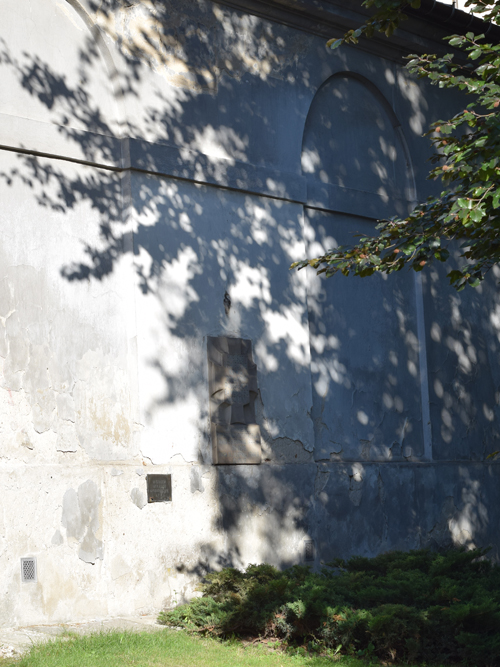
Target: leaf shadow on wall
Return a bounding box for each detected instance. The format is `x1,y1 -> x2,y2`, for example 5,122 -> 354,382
0,0 -> 499,586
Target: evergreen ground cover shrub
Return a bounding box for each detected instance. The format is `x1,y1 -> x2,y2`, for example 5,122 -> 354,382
158,549 -> 500,665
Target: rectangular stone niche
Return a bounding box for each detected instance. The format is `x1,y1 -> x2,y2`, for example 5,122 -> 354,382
208,336 -> 261,464
147,474 -> 172,503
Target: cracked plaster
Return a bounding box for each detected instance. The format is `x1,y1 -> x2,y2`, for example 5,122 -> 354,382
1,0 -> 500,631
62,480 -> 104,564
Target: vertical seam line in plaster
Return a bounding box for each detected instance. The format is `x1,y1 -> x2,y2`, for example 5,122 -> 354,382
301,205 -> 316,437
414,271 -> 432,461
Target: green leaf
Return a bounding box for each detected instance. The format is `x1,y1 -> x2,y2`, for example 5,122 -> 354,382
327,38 -> 343,50
437,248 -> 450,261
469,209 -> 484,222
448,270 -> 463,283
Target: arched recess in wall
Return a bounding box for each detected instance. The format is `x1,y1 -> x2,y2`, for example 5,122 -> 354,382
301,72 -> 415,220
0,0 -> 123,160
302,73 -> 426,465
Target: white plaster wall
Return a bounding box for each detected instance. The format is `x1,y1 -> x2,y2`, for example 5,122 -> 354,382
2,0 -> 500,630
0,0 -> 121,163
0,151 -> 137,463
0,149 -> 315,627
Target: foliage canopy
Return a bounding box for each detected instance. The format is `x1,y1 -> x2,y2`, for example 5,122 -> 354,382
292,1 -> 500,290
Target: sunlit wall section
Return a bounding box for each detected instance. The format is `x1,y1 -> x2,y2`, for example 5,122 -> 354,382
0,0 -> 121,162
0,0 -> 141,628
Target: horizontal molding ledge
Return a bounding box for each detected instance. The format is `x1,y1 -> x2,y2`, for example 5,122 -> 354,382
0,113 -> 411,219
128,136 -> 307,203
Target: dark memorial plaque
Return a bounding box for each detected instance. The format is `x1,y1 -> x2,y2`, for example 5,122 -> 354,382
147,474 -> 172,503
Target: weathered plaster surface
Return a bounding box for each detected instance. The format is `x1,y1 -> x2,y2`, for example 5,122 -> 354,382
1,0 -> 500,630
62,480 -> 104,564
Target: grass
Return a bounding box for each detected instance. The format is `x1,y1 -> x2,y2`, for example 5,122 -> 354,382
0,629 -> 379,667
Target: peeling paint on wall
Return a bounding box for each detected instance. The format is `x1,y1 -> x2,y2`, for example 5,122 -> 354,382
1,0 -> 500,632
62,480 -> 104,564
190,466 -> 204,493
92,0 -> 309,93
130,487 -> 147,509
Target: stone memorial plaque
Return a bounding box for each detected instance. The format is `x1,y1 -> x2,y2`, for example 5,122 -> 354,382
146,474 -> 172,503
207,336 -> 261,465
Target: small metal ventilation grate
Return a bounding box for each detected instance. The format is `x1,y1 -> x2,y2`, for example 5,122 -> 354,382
21,557 -> 37,583
304,540 -> 314,562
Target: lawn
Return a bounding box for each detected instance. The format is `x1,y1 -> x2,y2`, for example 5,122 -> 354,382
0,629 -> 379,667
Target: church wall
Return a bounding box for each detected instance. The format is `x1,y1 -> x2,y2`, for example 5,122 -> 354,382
1,0 -> 499,628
